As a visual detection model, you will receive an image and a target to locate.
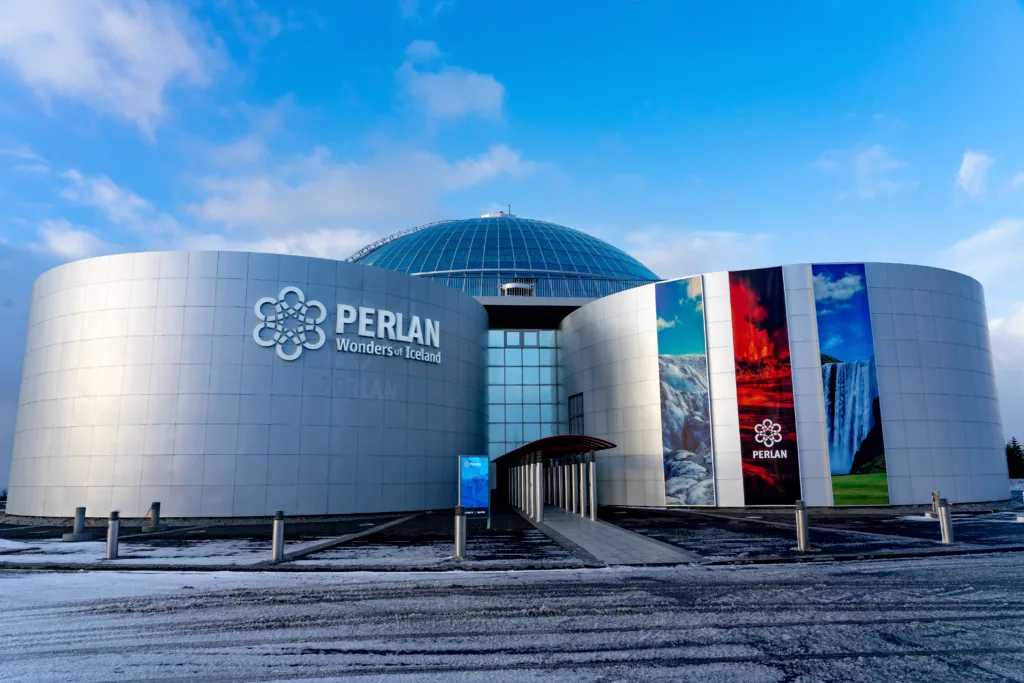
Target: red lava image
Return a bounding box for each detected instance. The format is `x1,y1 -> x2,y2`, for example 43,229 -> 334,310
729,267 -> 802,505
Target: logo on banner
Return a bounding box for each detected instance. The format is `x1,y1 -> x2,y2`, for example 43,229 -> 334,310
754,419 -> 783,449
253,286 -> 327,361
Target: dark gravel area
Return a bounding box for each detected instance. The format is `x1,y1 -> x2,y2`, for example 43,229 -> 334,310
600,508 -> 946,561
302,506 -> 581,565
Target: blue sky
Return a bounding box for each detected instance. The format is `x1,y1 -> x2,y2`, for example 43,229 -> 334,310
656,277 -> 706,356
812,264 -> 875,363
1,0 -> 1024,484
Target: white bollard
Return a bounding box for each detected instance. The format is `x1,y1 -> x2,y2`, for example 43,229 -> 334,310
141,501 -> 168,533
271,510 -> 285,562
795,500 -> 810,552
62,506 -> 93,542
454,506 -> 466,559
938,498 -> 954,544
106,511 -> 120,560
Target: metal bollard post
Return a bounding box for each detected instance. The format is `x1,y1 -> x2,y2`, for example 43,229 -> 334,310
271,511 -> 285,562
795,500 -> 811,552
932,490 -> 940,514
938,498 -> 954,544
142,501 -> 168,533
454,505 -> 466,560
106,511 -> 120,560
62,506 -> 93,542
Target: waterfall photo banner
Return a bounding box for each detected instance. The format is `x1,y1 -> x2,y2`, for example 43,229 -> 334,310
655,276 -> 715,505
812,263 -> 890,505
729,266 -> 802,505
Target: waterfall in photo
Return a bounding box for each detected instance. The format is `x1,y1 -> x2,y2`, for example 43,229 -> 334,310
660,354 -> 715,505
822,358 -> 878,475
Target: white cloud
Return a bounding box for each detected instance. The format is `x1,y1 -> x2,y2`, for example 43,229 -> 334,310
656,316 -> 675,331
60,169 -> 181,237
0,0 -> 216,137
937,220 -> 1024,288
399,0 -> 419,18
625,228 -> 772,280
1011,172 -> 1024,190
405,39 -> 441,63
399,42 -> 504,121
990,306 -> 1024,440
814,145 -> 912,199
184,227 -> 377,261
954,150 -> 994,199
35,219 -> 111,259
189,143 -> 535,234
812,271 -> 865,303
0,144 -> 45,162
400,0 -> 454,19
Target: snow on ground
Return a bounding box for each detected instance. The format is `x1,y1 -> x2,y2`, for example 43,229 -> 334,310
294,540 -> 454,567
0,537 -> 282,565
1,554 -> 1023,682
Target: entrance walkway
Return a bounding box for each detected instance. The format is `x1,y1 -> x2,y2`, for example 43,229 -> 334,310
538,506 -> 699,565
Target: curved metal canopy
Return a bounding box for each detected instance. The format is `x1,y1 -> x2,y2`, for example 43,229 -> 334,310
496,435 -> 616,462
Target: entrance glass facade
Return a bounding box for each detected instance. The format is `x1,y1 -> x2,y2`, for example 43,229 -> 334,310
486,329 -> 565,458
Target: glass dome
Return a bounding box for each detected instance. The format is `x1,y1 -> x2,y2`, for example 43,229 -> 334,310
348,214 -> 659,298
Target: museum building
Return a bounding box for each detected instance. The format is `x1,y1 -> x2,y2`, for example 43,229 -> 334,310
4,213 -> 1011,517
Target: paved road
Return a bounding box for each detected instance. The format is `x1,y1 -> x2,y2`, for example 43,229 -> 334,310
1,553 -> 1023,681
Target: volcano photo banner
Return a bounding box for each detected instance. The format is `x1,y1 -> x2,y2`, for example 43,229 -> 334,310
729,266 -> 801,505
655,276 -> 715,505
812,263 -> 889,505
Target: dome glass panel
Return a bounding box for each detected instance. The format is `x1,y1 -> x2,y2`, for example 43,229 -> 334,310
348,215 -> 659,298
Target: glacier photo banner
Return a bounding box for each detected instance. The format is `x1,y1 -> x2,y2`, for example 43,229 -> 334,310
656,276 -> 715,505
729,266 -> 801,505
812,264 -> 889,505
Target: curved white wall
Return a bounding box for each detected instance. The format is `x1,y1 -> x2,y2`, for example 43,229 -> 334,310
560,263 -> 1008,506
6,251 -> 488,518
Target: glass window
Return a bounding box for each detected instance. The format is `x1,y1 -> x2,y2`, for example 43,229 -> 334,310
487,349 -> 504,366
523,404 -> 540,422
488,385 -> 505,403
540,349 -> 557,366
522,348 -> 539,366
505,385 -> 523,403
541,405 -> 556,422
541,423 -> 556,438
488,404 -> 504,422
505,404 -> 523,422
522,385 -> 540,403
523,423 -> 541,441
521,367 -> 540,385
488,441 -> 504,458
488,330 -> 505,347
540,367 -> 557,384
504,348 -> 522,365
568,392 -> 584,435
487,367 -> 504,384
506,423 -> 523,442
539,330 -> 556,347
540,385 -> 555,403
523,331 -> 538,346
505,367 -> 523,384
488,424 -> 505,441
506,331 -> 520,346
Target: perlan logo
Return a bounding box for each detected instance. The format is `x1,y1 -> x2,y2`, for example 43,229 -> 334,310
253,286 -> 327,361
754,419 -> 783,449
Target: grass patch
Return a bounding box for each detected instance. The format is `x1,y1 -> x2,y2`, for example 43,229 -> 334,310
832,472 -> 890,505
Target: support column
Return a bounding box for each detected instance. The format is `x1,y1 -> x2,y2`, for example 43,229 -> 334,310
525,456 -> 532,518
569,456 -> 577,516
535,454 -> 544,523
578,454 -> 587,517
588,450 -> 597,521
556,459 -> 563,509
